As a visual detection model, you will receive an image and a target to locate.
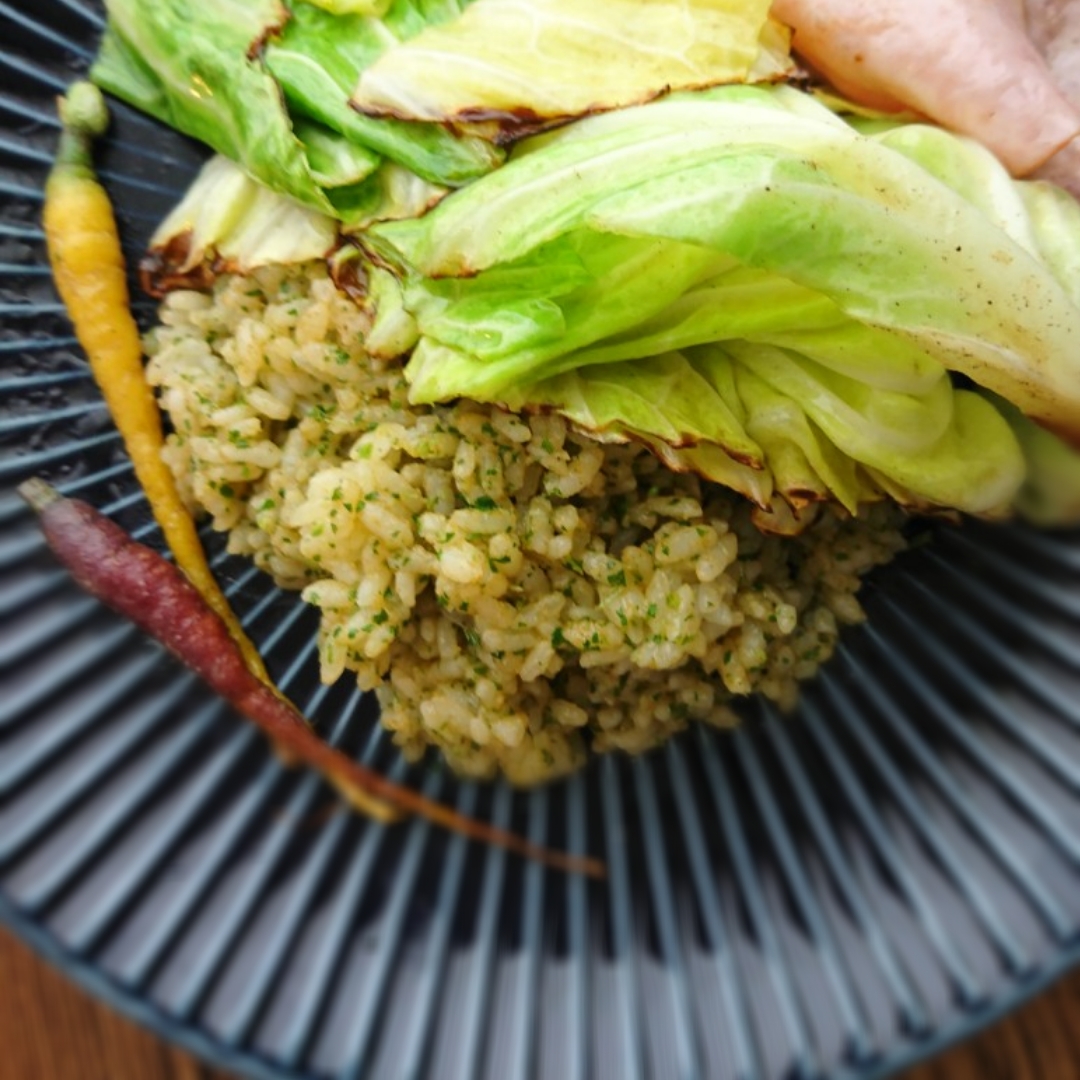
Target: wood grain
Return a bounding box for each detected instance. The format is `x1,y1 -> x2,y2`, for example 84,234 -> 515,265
3,930 -> 222,1080
5,925 -> 1080,1080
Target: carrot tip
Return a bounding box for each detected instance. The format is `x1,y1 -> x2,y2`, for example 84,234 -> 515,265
564,855 -> 607,880
17,477 -> 60,515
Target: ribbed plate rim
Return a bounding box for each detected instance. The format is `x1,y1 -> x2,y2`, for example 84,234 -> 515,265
7,888 -> 1080,1080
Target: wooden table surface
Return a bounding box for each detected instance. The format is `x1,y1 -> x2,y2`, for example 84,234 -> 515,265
5,927 -> 1080,1080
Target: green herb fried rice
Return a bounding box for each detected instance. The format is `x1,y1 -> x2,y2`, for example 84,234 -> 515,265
146,262 -> 907,785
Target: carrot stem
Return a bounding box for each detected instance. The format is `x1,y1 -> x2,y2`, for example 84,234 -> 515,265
52,81 -> 109,179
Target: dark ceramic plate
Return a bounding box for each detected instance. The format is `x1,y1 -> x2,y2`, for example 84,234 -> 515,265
4,4 -> 1080,1079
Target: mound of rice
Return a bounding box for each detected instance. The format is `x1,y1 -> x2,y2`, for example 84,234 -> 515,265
145,262 -> 907,785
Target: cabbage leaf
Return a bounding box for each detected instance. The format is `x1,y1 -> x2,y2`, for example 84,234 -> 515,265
373,85 -> 1080,446
363,84 -> 1080,517
294,118 -> 382,188
507,349 -> 764,468
264,0 -> 504,185
351,0 -> 792,139
329,163 -> 448,229
298,0 -> 392,14
727,343 -> 1025,515
991,396 -> 1080,526
143,155 -> 338,291
92,0 -> 502,220
93,0 -> 334,213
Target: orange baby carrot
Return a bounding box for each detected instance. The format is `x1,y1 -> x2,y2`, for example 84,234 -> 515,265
42,82 -> 270,678
41,81 -> 397,825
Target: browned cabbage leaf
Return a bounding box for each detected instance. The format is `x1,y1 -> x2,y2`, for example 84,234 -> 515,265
350,0 -> 793,140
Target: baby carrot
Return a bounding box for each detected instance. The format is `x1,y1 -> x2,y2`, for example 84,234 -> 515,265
19,479 -> 605,879
42,82 -> 398,824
